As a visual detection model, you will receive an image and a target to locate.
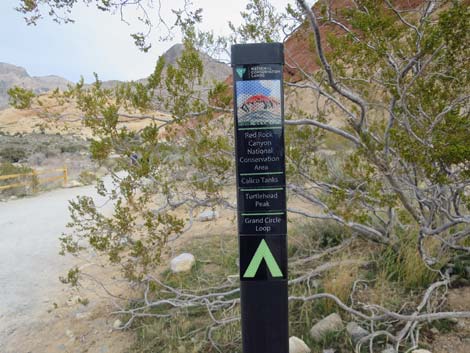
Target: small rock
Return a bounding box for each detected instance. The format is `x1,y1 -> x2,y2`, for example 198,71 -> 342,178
9,196 -> 18,201
67,180 -> 82,188
197,210 -> 219,222
170,253 -> 195,273
430,327 -> 439,335
411,350 -> 432,353
65,329 -> 75,340
310,313 -> 344,342
346,322 -> 369,343
456,319 -> 466,329
289,336 -> 310,353
113,319 -> 122,329
66,295 -> 82,306
323,349 -> 335,353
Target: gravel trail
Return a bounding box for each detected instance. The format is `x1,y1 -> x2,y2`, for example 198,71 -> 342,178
0,179 -> 115,345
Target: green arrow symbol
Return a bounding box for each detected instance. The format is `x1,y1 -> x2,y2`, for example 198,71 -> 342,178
243,239 -> 283,278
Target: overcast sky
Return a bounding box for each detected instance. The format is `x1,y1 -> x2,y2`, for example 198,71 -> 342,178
0,0 -> 315,83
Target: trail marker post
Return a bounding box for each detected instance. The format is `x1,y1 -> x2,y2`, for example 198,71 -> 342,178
231,43 -> 289,353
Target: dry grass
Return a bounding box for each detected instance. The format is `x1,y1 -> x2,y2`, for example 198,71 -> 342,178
323,257 -> 362,312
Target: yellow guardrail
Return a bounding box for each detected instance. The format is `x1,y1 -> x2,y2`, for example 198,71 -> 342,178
0,166 -> 68,191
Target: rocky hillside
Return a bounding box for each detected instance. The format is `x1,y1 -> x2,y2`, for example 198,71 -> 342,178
0,63 -> 71,109
161,43 -> 231,83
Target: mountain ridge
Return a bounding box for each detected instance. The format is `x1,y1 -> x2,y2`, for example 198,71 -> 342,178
0,63 -> 71,109
0,43 -> 231,110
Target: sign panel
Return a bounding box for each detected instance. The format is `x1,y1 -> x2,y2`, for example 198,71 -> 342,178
232,43 -> 288,353
238,211 -> 287,235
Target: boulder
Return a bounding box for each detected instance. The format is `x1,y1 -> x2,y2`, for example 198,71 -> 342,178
113,319 -> 122,329
67,180 -> 82,188
346,322 -> 369,343
310,313 -> 344,342
198,210 -> 219,222
289,336 -> 310,353
170,253 -> 196,273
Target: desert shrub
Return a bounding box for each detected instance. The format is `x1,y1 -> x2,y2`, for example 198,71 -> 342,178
78,171 -> 96,185
130,234 -> 241,353
0,162 -> 36,197
375,231 -> 439,290
289,220 -> 349,256
129,226 -> 355,353
34,143 -> 59,158
8,86 -> 35,109
0,146 -> 27,163
60,144 -> 87,154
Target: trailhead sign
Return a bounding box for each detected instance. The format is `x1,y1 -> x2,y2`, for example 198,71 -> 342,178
232,43 -> 289,353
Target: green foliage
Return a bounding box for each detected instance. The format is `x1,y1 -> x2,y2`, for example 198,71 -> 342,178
229,0 -> 283,43
130,234 -> 240,352
13,1 -> 470,350
289,220 -> 350,253
0,146 -> 27,163
0,162 -> 34,197
375,230 -> 439,290
78,170 -> 96,185
7,86 -> 35,109
326,1 -> 470,184
59,267 -> 80,287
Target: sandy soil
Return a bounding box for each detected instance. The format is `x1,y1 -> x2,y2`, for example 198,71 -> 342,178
431,287 -> 470,353
0,176 -> 134,353
0,95 -> 170,136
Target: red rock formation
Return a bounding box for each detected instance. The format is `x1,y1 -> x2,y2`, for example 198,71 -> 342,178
226,0 -> 429,84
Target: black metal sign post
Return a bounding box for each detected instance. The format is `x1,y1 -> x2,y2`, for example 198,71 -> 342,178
231,43 -> 288,353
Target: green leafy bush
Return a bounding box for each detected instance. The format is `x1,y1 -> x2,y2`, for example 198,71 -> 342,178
0,147 -> 27,163
0,162 -> 36,197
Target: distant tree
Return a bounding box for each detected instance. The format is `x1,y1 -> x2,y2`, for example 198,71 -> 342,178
13,0 -> 470,351
8,86 -> 35,109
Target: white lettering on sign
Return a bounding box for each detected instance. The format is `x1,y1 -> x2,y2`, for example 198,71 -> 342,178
248,140 -> 272,147
239,156 -> 280,163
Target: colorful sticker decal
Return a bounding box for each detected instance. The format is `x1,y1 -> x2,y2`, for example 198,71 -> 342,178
236,80 -> 282,127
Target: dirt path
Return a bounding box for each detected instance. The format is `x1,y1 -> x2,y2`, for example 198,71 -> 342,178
0,178 -> 131,353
